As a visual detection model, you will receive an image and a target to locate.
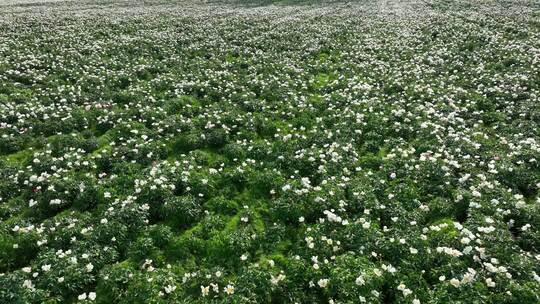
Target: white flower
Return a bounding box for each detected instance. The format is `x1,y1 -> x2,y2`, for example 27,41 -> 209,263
318,278 -> 329,288
323,210 -> 342,223
201,285 -> 210,297
355,275 -> 365,286
240,254 -> 248,261
533,272 -> 540,283
88,292 -> 96,300
450,278 -> 460,288
86,263 -> 94,272
210,283 -> 219,293
224,284 -> 235,295
50,199 -> 62,205
41,264 -> 51,272
164,284 -> 177,294
413,299 -> 421,304
78,293 -> 87,300
301,177 -> 311,188
22,279 -> 34,290
271,273 -> 286,285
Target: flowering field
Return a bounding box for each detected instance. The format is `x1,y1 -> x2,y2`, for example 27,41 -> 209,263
1,0 -> 539,303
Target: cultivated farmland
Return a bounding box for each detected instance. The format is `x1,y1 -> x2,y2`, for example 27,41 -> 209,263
0,0 -> 539,303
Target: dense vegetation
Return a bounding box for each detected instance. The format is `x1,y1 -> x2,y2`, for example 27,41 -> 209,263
0,0 -> 539,303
